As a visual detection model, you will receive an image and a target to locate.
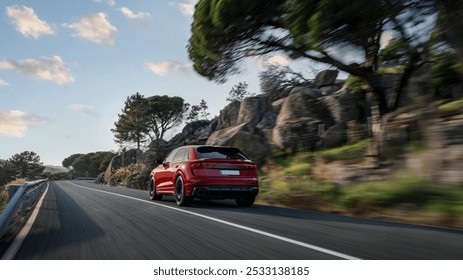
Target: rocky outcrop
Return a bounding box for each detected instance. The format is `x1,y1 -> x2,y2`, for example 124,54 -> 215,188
126,140 -> 172,190
315,70 -> 339,88
273,117 -> 322,152
320,123 -> 348,148
182,119 -> 211,145
273,88 -> 335,152
218,101 -> 241,128
277,88 -> 332,122
103,149 -> 139,184
319,93 -> 362,123
236,95 -> 269,125
206,123 -> 271,165
257,111 -> 277,142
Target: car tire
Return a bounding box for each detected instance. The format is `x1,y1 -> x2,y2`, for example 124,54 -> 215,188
175,175 -> 192,206
235,195 -> 255,207
149,177 -> 163,201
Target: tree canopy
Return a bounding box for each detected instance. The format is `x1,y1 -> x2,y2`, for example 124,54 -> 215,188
7,151 -> 45,180
112,93 -> 189,149
112,93 -> 150,150
188,0 -> 438,114
227,82 -> 255,102
187,99 -> 210,122
67,151 -> 114,178
146,95 -> 190,140
259,65 -> 312,100
62,153 -> 83,168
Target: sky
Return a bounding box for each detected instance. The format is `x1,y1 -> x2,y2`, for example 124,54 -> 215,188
0,0 -> 301,166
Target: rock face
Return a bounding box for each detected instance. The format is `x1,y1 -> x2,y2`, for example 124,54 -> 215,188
273,117 -> 322,152
103,149 -> 139,184
319,93 -> 361,123
182,119 -> 211,144
127,139 -> 172,190
218,101 -> 241,128
206,123 -> 271,165
257,111 -> 277,142
315,70 -> 339,88
320,123 -> 348,148
273,88 -> 335,152
236,95 -> 269,125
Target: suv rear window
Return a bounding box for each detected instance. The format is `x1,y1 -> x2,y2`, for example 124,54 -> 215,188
196,147 -> 248,160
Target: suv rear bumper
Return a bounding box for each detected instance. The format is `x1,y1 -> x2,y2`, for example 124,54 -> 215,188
191,185 -> 258,199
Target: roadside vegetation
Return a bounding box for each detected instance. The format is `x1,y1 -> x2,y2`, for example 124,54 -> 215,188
0,188 -> 7,212
438,98 -> 463,111
258,142 -> 463,228
0,179 -> 26,212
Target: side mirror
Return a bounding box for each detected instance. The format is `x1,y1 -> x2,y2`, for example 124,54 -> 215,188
155,159 -> 164,165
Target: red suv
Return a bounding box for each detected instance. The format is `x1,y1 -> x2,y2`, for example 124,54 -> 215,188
149,145 -> 259,206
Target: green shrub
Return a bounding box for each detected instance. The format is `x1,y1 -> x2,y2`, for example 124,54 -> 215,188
345,75 -> 364,94
318,139 -> 371,161
284,163 -> 312,176
438,99 -> 463,111
339,173 -> 450,209
431,52 -> 463,87
310,181 -> 341,202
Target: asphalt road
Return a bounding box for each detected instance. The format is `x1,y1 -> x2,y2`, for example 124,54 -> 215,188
7,180 -> 463,260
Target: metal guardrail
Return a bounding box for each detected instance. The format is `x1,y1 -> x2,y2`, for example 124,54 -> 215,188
0,179 -> 48,240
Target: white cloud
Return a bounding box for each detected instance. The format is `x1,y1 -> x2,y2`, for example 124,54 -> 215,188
66,13 -> 117,45
0,56 -> 75,86
69,104 -> 97,116
0,79 -> 9,87
178,0 -> 197,16
6,5 -> 55,39
119,7 -> 151,21
0,109 -> 45,137
264,55 -> 290,66
145,61 -> 191,76
93,0 -> 116,6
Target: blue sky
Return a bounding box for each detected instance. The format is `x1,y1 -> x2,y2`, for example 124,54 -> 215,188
0,0 -> 291,166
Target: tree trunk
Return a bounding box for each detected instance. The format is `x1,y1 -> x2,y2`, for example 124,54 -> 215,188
393,51 -> 421,110
439,0 -> 463,72
364,73 -> 389,115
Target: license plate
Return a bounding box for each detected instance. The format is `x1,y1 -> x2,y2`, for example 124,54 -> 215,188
220,170 -> 240,175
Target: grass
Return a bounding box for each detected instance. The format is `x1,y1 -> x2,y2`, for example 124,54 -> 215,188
338,172 -> 441,209
300,138 -> 372,162
258,162 -> 463,227
268,139 -> 371,170
438,99 -> 463,111
283,163 -> 312,176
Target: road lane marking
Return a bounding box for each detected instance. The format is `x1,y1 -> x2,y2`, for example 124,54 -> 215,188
67,181 -> 361,260
2,183 -> 49,260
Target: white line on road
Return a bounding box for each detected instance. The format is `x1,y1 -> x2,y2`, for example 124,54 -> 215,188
2,183 -> 50,260
68,181 -> 361,260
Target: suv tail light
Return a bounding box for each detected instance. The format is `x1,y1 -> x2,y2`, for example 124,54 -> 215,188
190,161 -> 203,176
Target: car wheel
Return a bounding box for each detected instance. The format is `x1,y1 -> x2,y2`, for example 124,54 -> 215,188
149,177 -> 163,201
175,176 -> 191,206
235,195 -> 255,207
